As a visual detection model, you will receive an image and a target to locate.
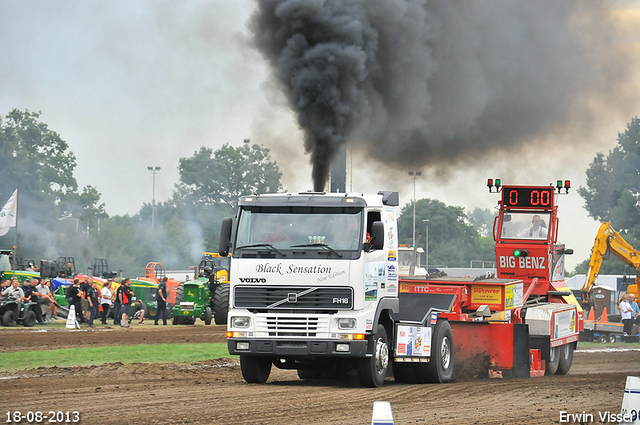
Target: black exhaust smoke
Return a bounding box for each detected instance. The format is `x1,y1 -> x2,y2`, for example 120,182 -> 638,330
250,1 -> 638,190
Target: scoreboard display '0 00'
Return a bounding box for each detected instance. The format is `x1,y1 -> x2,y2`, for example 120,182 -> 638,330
501,186 -> 554,209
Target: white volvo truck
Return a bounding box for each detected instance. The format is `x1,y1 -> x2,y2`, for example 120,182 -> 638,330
219,191 -> 401,387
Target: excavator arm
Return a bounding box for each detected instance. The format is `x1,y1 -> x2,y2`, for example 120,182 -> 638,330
581,222 -> 640,306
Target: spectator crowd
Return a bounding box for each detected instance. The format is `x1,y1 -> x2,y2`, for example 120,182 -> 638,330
1,275 -> 172,327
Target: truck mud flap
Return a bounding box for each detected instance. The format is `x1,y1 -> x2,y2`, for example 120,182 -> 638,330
394,292 -> 456,324
450,322 -> 530,379
512,323 -> 530,378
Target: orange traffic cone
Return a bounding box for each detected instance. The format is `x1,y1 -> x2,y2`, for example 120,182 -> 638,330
600,307 -> 608,323
587,307 -> 595,321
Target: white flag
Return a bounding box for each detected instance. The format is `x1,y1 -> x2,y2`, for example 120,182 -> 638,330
0,189 -> 18,237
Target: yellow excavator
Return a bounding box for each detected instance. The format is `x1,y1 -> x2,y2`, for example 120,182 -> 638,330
582,222 -> 640,309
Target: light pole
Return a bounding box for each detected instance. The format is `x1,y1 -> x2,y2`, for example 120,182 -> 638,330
423,219 -> 430,274
147,166 -> 161,230
408,171 -> 422,247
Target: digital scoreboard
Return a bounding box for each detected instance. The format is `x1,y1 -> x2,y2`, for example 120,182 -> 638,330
501,186 -> 554,209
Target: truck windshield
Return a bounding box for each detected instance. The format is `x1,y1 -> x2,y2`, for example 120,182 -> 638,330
235,207 -> 363,252
500,212 -> 551,240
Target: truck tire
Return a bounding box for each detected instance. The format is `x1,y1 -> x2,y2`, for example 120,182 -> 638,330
2,310 -> 15,327
608,334 -> 617,343
213,284 -> 229,325
357,324 -> 389,388
22,310 -> 36,327
597,334 -> 607,343
240,355 -> 272,384
545,346 -> 560,375
555,343 -> 574,375
204,307 -> 212,326
416,320 -> 454,383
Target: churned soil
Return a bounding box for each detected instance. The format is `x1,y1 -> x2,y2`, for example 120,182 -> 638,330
1,325 -> 638,424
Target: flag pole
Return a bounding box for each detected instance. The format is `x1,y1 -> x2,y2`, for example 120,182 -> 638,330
12,187 -> 18,271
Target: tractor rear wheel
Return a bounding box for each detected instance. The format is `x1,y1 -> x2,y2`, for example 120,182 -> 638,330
204,307 -> 212,325
175,283 -> 184,304
556,343 -> 574,375
22,310 -> 36,327
213,284 -> 229,325
240,355 -> 272,384
2,310 -> 15,327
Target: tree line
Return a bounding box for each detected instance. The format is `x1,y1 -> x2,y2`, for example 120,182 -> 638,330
1,108 -> 638,277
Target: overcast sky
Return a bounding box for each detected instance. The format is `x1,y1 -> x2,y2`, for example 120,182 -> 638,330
1,0 -> 640,270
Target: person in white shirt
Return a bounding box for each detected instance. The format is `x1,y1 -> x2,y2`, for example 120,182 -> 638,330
1,278 -> 26,311
36,279 -> 58,321
620,294 -> 634,336
517,215 -> 548,239
100,280 -> 113,325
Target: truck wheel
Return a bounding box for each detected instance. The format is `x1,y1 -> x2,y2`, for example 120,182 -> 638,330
597,334 -> 607,343
22,310 -> 36,327
357,324 -> 389,388
417,320 -> 454,383
555,343 -> 574,375
240,355 -> 272,384
2,310 -> 15,327
545,346 -> 560,375
608,334 -> 617,343
204,307 -> 212,326
213,284 -> 229,325
393,362 -> 416,384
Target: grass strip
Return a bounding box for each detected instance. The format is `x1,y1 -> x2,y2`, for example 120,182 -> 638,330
0,343 -> 235,371
578,341 -> 640,349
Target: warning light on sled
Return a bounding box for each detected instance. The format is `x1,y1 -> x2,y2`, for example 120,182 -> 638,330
514,249 -> 529,257
556,179 -> 571,194
487,178 -> 502,193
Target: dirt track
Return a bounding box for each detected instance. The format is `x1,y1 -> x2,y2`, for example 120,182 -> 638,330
1,325 -> 639,424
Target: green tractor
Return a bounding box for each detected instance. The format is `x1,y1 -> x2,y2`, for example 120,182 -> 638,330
127,279 -> 161,323
0,249 -> 41,284
172,254 -> 230,325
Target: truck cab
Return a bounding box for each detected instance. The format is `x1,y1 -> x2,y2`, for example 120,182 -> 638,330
219,191 -> 400,386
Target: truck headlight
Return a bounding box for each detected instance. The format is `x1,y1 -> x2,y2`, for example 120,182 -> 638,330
338,318 -> 356,330
231,316 -> 251,328
236,342 -> 250,350
336,343 -> 350,352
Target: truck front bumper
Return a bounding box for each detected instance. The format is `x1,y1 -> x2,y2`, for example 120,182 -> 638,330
228,338 -> 368,357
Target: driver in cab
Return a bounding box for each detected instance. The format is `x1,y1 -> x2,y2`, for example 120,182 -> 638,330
518,214 -> 548,239
263,221 -> 290,243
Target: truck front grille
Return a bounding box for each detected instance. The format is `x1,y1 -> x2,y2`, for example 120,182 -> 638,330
234,286 -> 353,310
255,315 -> 330,337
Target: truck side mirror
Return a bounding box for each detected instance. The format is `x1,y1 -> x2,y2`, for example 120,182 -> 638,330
370,221 -> 385,251
219,217 -> 233,257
